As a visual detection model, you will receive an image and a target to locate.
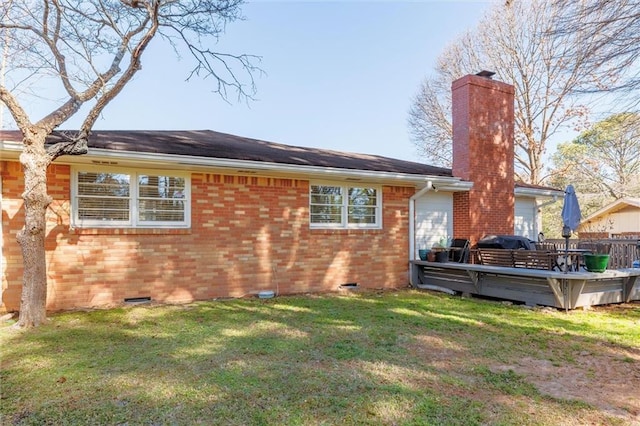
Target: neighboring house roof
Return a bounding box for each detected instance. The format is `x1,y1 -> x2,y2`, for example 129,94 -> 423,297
580,197 -> 640,224
0,129 -> 560,196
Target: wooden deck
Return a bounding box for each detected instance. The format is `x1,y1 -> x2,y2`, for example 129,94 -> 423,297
410,260 -> 640,309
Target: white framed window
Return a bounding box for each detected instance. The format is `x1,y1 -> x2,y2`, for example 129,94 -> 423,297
71,166 -> 190,228
310,182 -> 381,229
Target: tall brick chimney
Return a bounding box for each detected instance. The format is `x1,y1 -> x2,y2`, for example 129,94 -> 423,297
451,72 -> 515,244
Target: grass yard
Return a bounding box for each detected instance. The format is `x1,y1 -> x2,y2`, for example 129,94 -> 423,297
1,289 -> 639,425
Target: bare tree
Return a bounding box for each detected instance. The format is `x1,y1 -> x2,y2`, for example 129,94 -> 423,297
407,78 -> 453,167
408,0 -> 599,184
0,0 -> 259,327
552,0 -> 640,107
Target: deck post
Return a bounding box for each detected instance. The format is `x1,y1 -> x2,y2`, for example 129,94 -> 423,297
547,277 -> 565,309
623,275 -> 640,302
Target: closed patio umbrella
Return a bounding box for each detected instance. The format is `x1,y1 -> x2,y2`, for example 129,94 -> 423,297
561,185 -> 582,272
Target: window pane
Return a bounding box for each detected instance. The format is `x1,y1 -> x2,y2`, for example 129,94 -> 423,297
138,200 -> 185,222
348,187 -> 377,206
311,185 -> 342,201
348,187 -> 377,224
138,175 -> 185,198
138,175 -> 186,222
78,198 -> 130,220
78,172 -> 130,197
310,185 -> 343,224
77,172 -> 130,221
310,205 -> 343,224
310,194 -> 343,204
348,206 -> 377,224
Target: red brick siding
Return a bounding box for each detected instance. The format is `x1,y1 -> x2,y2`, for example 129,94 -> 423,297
452,192 -> 471,240
2,161 -> 413,312
451,75 -> 515,245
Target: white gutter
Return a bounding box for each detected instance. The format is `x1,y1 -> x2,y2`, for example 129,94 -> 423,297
409,181 -> 434,268
1,141 -> 474,187
515,187 -> 563,198
433,182 -> 474,192
536,194 -> 559,209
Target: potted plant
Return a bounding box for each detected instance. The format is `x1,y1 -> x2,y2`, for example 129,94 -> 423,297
417,237 -> 430,261
431,236 -> 451,263
582,245 -> 611,272
579,221 -> 612,273
418,248 -> 429,261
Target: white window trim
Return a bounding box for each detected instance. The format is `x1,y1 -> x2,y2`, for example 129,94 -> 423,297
309,181 -> 382,229
71,165 -> 191,229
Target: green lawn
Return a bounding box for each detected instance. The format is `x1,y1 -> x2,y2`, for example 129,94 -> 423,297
1,290 -> 639,425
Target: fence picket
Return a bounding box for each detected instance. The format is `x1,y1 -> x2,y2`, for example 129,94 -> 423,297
548,239 -> 640,269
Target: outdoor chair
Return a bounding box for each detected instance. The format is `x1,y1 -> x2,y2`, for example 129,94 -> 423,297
449,238 -> 471,263
534,241 -> 564,269
535,241 -> 557,252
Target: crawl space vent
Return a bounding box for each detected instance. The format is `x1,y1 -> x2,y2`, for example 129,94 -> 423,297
124,297 -> 151,305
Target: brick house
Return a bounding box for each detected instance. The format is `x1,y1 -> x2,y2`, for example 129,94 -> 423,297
0,73 -> 560,312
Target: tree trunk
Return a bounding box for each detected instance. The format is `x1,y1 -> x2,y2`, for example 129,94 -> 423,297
16,133 -> 52,328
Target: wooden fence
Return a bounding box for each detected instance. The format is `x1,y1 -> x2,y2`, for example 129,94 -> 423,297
548,238 -> 640,269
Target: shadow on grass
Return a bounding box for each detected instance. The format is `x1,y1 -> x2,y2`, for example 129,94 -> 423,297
1,290 -> 637,425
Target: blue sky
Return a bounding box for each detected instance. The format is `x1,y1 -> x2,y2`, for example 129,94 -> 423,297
7,0 -> 494,162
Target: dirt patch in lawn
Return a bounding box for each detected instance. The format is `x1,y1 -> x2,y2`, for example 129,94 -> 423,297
495,303 -> 640,425
406,302 -> 640,425
498,350 -> 639,422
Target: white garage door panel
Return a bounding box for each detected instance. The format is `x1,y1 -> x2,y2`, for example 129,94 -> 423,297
415,192 -> 453,255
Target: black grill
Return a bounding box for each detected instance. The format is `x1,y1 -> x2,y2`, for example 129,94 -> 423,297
476,235 -> 534,250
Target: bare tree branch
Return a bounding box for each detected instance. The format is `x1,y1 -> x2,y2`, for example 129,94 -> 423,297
76,0 -> 160,142
1,0 -> 261,135
408,0 -> 596,184
0,84 -> 31,131
552,0 -> 640,107
0,0 -> 261,327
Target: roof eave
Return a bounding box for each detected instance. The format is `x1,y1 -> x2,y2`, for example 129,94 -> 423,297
1,142 -> 470,188
514,187 -> 564,198
580,198 -> 640,223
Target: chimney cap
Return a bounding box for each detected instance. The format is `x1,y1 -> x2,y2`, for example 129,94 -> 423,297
476,70 -> 496,78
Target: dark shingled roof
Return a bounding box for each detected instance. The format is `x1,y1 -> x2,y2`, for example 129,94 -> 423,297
1,129 -> 561,192
1,129 -> 453,177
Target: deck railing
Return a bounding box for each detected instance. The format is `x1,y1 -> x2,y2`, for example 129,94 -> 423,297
548,238 -> 640,269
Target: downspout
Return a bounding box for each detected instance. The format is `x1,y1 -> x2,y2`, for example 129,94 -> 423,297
410,181 -> 456,292
535,195 -> 558,237
409,180 -> 434,263
536,195 -> 558,209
